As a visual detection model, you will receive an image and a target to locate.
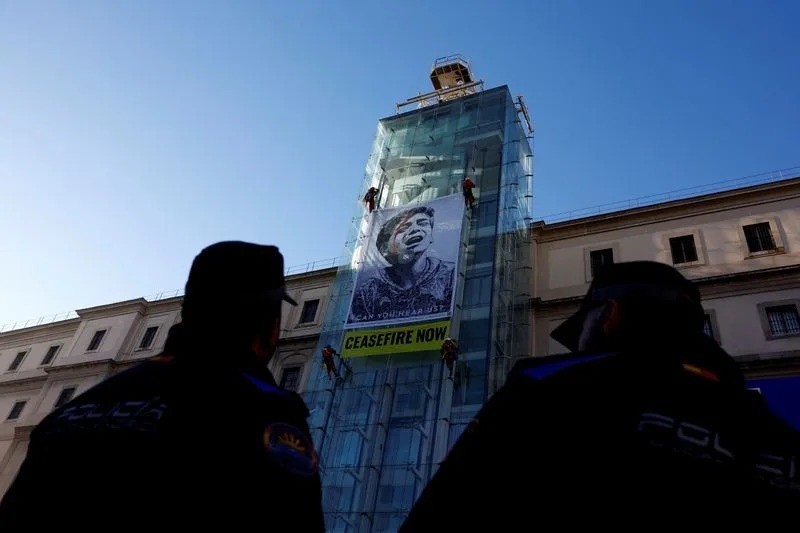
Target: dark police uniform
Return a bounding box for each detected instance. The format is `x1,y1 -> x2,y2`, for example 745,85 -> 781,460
400,337 -> 800,531
0,241 -> 323,531
0,352 -> 324,530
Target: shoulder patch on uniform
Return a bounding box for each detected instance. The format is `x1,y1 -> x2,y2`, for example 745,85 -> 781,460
682,363 -> 720,383
264,422 -> 318,476
522,353 -> 613,381
241,372 -> 286,397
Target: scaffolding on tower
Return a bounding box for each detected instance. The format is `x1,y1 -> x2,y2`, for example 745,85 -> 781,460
302,55 -> 534,532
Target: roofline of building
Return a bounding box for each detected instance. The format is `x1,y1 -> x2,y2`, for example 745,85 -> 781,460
0,317 -> 82,343
531,176 -> 800,238
286,266 -> 338,282
75,298 -> 149,319
1,267 -> 337,339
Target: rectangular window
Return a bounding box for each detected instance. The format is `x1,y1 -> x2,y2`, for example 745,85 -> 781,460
669,235 -> 698,264
55,387 -> 77,408
765,305 -> 800,336
41,345 -> 61,366
703,314 -> 716,339
279,366 -> 302,391
299,300 -> 320,324
87,329 -> 107,351
590,248 -> 614,278
7,401 -> 26,421
8,351 -> 27,372
743,222 -> 777,253
138,326 -> 159,350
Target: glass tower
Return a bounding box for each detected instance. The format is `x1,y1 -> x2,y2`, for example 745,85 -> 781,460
302,64 -> 533,531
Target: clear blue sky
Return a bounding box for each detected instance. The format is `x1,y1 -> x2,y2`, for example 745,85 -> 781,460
1,0 -> 798,326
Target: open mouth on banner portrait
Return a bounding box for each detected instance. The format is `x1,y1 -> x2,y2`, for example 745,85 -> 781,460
347,194 -> 465,328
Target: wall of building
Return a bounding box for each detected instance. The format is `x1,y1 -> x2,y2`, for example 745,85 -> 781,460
0,439 -> 28,495
0,323 -> 78,376
532,180 -> 800,362
270,268 -> 336,393
536,196 -> 800,301
707,288 -> 800,357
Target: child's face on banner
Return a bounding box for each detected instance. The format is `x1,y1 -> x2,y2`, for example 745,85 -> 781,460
389,212 -> 433,262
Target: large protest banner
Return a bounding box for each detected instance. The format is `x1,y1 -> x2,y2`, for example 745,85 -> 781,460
347,194 -> 463,328
341,320 -> 450,358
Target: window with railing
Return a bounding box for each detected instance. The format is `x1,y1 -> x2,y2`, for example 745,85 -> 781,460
743,222 -> 777,253
279,366 -> 302,391
765,305 -> 800,337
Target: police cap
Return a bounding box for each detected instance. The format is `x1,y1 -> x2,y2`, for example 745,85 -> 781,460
550,261 -> 702,352
182,241 -> 297,320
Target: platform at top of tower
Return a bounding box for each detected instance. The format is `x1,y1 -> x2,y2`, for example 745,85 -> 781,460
429,54 -> 474,91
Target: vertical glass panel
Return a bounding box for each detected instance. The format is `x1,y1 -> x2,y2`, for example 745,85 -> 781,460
459,318 -> 490,353
373,467 -> 416,531
478,91 -> 506,124
446,407 -> 481,448
383,425 -> 423,466
479,165 -> 501,193
392,366 -> 431,418
469,236 -> 495,267
324,476 -> 356,512
452,358 -> 487,407
328,429 -> 364,467
457,96 -> 479,130
476,195 -> 499,229
463,272 -> 492,307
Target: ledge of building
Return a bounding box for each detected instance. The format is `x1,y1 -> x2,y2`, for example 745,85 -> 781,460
76,298 -> 149,320
737,351 -> 800,377
45,358 -> 116,377
532,264 -> 800,308
0,369 -> 48,387
286,266 -> 339,282
0,318 -> 81,342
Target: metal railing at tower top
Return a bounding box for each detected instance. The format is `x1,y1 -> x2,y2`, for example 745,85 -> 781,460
284,256 -> 342,276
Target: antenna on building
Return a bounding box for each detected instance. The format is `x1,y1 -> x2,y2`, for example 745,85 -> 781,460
396,54 -> 484,113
